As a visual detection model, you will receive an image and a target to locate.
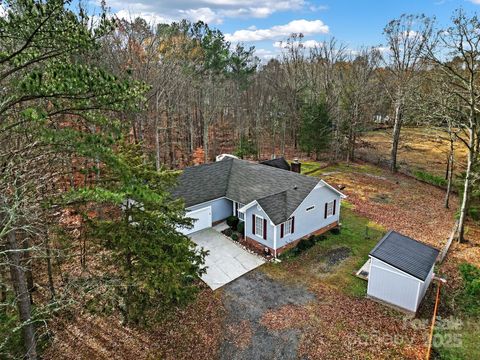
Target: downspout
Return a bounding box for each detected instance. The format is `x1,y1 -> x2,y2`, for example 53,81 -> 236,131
273,224 -> 277,258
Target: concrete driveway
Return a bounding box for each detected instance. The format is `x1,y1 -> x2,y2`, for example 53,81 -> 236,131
190,228 -> 265,290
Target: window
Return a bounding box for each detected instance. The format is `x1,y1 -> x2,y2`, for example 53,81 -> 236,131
306,206 -> 315,212
284,218 -> 293,235
326,200 -> 335,218
235,202 -> 245,220
280,217 -> 295,238
255,215 -> 263,236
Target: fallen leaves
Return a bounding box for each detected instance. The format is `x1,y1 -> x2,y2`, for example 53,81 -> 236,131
43,287 -> 226,360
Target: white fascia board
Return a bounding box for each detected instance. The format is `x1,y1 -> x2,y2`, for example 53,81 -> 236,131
286,180 -> 342,221
318,180 -> 347,199
185,196 -> 226,211
369,256 -> 424,283
239,200 -> 275,225
238,200 -> 257,213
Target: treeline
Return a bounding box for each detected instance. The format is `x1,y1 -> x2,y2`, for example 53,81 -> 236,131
1,1 -> 479,359
104,10 -> 478,242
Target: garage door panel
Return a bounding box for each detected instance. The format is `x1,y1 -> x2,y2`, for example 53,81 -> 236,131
179,206 -> 212,235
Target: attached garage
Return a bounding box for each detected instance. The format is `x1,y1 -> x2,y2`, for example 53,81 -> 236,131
367,231 -> 439,313
178,206 -> 212,235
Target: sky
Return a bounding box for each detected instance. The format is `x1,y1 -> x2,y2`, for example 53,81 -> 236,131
88,0 -> 480,60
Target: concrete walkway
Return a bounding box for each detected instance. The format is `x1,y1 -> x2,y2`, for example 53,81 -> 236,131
190,228 -> 265,290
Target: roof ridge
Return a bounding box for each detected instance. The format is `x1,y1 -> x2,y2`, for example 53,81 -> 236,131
224,157 -> 235,196
256,189 -> 288,201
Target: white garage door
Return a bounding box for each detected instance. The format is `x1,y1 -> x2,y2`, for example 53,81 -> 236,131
179,206 -> 212,235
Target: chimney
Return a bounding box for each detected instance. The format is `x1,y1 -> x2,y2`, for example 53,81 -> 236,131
291,158 -> 301,173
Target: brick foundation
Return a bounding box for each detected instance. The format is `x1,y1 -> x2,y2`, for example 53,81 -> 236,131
241,237 -> 274,257
244,221 -> 339,258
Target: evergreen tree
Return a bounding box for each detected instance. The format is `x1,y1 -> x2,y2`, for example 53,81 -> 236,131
299,101 -> 331,160
76,144 -> 207,325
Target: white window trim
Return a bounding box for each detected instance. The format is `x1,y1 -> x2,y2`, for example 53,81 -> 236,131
283,218 -> 293,235
326,200 -> 335,218
306,205 -> 315,212
254,214 -> 264,236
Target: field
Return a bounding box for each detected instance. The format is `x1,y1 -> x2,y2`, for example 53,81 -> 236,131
357,127 -> 469,178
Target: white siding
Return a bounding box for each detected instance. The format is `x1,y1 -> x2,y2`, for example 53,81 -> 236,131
275,184 -> 341,249
187,198 -> 233,223
179,206 -> 212,235
244,205 -> 275,249
367,257 -> 421,312
417,265 -> 435,308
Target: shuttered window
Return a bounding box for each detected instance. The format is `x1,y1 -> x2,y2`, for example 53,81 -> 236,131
254,215 -> 264,238
325,200 -> 335,218
280,217 -> 295,238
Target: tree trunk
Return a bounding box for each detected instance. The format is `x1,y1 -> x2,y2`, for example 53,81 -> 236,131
457,128 -> 475,243
22,237 -> 35,305
154,92 -> 161,171
6,228 -> 37,359
45,229 -> 56,300
203,118 -> 209,163
444,135 -> 454,209
390,101 -> 403,173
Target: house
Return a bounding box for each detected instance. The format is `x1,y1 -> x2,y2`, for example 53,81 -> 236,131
367,231 -> 439,312
173,158 -> 345,257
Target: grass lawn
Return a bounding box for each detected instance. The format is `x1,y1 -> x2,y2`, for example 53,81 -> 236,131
262,205 -> 428,359
264,204 -> 385,297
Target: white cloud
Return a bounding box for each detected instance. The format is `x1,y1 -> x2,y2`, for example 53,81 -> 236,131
255,48 -> 277,59
179,7 -> 221,24
273,39 -> 323,48
225,19 -> 329,42
375,46 -> 391,54
102,0 -> 306,25
469,0 -> 480,4
115,9 -> 175,25
309,4 -> 328,11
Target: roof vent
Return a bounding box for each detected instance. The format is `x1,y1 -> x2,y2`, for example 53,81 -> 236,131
293,185 -> 298,190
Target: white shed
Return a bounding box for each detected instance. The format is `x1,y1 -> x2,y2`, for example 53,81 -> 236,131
367,231 -> 439,313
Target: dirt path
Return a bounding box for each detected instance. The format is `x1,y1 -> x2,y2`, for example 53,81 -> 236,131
220,271 -> 316,360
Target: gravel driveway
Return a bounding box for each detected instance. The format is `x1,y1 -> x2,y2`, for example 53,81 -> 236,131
220,271 -> 316,360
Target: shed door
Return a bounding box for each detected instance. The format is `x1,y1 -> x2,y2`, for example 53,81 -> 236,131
179,206 -> 212,235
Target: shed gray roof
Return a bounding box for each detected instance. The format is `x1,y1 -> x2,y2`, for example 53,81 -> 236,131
173,158 -> 321,224
370,231 -> 439,281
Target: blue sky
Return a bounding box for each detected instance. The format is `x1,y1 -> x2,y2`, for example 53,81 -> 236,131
90,0 -> 480,59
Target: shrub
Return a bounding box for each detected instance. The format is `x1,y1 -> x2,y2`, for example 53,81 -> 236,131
237,221 -> 245,234
223,228 -> 232,237
458,263 -> 480,316
413,170 -> 448,187
231,232 -> 239,241
226,215 -> 239,229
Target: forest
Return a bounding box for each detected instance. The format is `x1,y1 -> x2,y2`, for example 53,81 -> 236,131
1,0 -> 479,359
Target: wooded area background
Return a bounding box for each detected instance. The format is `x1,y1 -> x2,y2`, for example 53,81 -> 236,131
1,1 -> 479,359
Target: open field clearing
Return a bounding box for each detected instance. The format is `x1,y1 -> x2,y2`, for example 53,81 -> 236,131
357,127 -> 469,179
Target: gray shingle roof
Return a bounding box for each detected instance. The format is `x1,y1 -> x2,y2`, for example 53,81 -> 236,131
370,231 -> 439,281
171,159 -> 233,207
260,157 -> 291,171
173,158 -> 320,224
